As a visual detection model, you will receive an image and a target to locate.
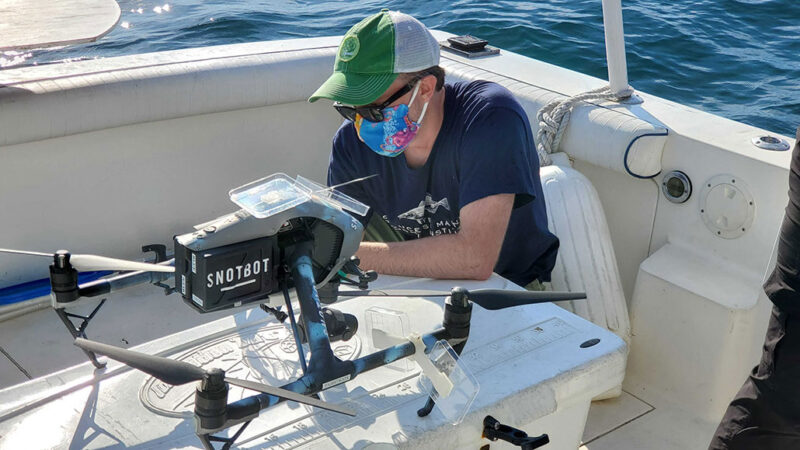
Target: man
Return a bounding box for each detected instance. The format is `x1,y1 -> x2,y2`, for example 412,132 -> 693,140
709,127 -> 800,449
308,10 -> 558,288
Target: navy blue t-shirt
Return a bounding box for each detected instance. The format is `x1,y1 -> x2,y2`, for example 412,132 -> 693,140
327,80 -> 559,286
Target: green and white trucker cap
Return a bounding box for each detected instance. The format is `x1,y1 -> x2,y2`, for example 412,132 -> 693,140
308,9 -> 440,105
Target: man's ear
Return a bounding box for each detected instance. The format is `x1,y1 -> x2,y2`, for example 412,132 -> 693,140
418,74 -> 437,102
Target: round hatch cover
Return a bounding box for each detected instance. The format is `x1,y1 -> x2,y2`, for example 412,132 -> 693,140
699,175 -> 755,239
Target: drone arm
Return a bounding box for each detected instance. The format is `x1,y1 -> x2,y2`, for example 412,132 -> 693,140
51,259 -> 176,306
199,390 -> 285,435
216,397 -> 261,425
288,241 -> 336,369
78,261 -> 174,296
352,327 -> 450,374
216,327 -> 451,434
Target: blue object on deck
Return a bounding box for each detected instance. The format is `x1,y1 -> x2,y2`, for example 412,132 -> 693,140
0,271 -> 111,306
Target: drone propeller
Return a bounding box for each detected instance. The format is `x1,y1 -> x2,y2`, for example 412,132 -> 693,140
336,288 -> 586,310
0,248 -> 174,273
74,338 -> 355,416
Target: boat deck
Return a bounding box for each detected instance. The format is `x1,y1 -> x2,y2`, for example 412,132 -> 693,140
582,390 -> 717,449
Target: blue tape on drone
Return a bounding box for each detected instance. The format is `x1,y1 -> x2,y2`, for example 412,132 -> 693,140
0,271 -> 111,306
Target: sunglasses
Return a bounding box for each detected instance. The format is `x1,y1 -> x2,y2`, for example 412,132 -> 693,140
333,82 -> 415,123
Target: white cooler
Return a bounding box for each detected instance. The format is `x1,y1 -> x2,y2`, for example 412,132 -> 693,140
0,274 -> 626,449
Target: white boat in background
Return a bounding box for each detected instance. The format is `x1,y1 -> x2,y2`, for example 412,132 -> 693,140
0,1 -> 796,448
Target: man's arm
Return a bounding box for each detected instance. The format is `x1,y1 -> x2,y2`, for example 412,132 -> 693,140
355,193 -> 514,280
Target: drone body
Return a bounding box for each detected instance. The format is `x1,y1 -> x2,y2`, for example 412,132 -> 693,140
174,189 -> 363,313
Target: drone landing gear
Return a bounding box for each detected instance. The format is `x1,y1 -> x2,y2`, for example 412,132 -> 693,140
281,278 -> 309,375
50,249 -> 106,368
54,300 -> 107,368
261,276 -> 360,376
198,421 -> 252,450
49,244 -> 175,368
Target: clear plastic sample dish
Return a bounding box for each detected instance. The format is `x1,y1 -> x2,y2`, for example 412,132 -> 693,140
365,306 -> 414,372
229,173 -> 311,218
419,340 -> 480,425
296,175 -> 370,217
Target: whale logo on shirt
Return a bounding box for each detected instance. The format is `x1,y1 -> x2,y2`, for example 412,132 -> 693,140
398,194 -> 451,223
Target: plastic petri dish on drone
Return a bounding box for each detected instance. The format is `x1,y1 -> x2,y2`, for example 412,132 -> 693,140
295,175 -> 370,217
419,340 -> 480,425
229,173 -> 312,219
230,173 -> 370,219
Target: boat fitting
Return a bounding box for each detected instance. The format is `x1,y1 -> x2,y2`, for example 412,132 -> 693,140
751,135 -> 790,151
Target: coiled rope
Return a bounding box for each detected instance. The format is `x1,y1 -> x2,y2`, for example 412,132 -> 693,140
536,85 -> 632,166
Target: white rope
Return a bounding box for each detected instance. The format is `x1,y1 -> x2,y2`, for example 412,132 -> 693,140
535,85 -> 631,166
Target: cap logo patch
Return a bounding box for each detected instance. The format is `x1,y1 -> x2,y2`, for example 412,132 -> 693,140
339,35 -> 360,62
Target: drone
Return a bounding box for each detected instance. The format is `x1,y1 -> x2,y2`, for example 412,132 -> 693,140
1,173 -> 583,449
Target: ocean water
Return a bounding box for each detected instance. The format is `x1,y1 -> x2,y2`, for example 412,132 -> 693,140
2,0 -> 798,136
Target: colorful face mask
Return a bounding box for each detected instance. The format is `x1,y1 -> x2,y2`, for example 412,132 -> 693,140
354,83 -> 429,157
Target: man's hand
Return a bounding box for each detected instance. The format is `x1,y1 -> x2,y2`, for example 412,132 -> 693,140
355,193 -> 514,280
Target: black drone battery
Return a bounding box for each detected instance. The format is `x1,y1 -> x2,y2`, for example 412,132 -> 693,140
174,236 -> 279,313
